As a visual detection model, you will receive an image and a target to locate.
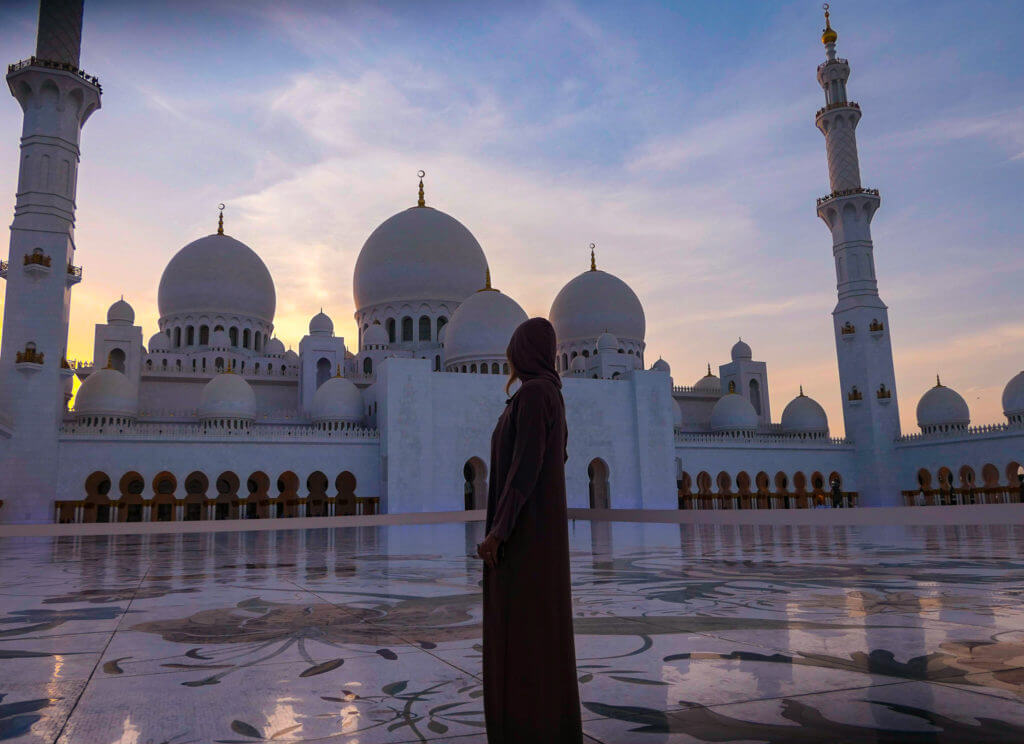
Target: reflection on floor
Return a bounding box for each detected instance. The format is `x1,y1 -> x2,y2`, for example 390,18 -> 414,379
1,520 -> 1023,743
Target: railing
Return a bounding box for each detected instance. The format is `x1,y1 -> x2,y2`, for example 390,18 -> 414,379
897,422 -> 1022,443
24,252 -> 51,267
15,349 -> 44,364
679,491 -> 859,510
7,57 -> 102,91
815,100 -> 860,119
675,430 -> 851,447
59,420 -> 379,442
817,187 -> 880,206
67,263 -> 82,277
901,488 -> 1022,506
817,57 -> 849,69
674,383 -> 721,394
0,260 -> 7,277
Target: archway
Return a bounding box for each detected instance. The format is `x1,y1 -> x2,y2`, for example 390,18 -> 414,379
316,357 -> 331,389
678,471 -> 692,509
463,457 -> 487,510
587,458 -> 610,509
84,471 -> 112,523
215,471 -> 239,520
247,471 -> 270,518
152,471 -> 177,521
108,348 -> 126,373
755,471 -> 771,509
277,471 -> 300,517
336,471 -> 358,515
307,471 -> 328,516
119,471 -> 145,522
716,471 -> 732,496
184,471 -> 208,521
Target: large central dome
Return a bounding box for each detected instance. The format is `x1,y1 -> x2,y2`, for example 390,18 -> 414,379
158,233 -> 276,323
353,207 -> 489,311
549,268 -> 646,344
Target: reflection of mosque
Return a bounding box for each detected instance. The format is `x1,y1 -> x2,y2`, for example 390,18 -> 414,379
3,3 -> 1024,524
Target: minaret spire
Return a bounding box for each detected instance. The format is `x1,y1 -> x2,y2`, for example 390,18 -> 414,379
217,203 -> 225,235
589,242 -> 596,271
814,7 -> 900,506
417,170 -> 426,207
36,0 -> 84,67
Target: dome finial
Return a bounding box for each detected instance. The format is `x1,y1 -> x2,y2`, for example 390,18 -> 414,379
821,3 -> 837,45
589,243 -> 596,271
417,170 -> 426,207
706,362 -> 712,377
936,373 -> 942,387
479,266 -> 497,292
217,203 -> 225,235
335,363 -> 342,378
799,385 -> 805,397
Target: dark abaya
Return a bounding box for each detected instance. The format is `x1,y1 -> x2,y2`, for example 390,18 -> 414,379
483,317 -> 582,743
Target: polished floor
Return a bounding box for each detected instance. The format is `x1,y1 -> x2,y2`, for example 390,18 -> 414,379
1,519 -> 1023,743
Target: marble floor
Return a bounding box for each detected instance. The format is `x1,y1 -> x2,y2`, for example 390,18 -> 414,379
1,520 -> 1024,743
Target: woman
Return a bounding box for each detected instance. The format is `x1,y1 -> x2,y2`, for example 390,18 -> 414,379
476,317 -> 582,743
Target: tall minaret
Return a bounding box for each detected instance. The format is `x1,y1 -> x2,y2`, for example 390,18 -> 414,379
0,0 -> 101,523
814,5 -> 900,507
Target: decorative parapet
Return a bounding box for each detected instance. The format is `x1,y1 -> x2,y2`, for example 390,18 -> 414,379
0,260 -> 7,278
59,421 -> 380,442
869,319 -> 884,332
876,384 -> 892,400
15,346 -> 44,365
840,321 -> 856,335
816,187 -> 880,207
815,100 -> 860,119
674,430 -> 851,447
66,263 -> 82,285
7,56 -> 102,92
847,386 -> 863,401
673,383 -> 720,394
896,422 -> 1023,444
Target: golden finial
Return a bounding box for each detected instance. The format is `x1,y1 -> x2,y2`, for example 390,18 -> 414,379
479,266 -> 497,292
217,203 -> 225,235
417,170 -> 426,207
335,363 -> 342,378
799,385 -> 805,396
936,373 -> 942,387
706,363 -> 712,377
821,3 -> 837,45
589,243 -> 596,271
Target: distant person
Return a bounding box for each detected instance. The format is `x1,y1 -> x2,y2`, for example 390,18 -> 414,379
476,317 -> 582,744
830,479 -> 842,508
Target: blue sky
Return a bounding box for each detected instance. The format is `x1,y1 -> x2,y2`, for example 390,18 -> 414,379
1,0 -> 1022,435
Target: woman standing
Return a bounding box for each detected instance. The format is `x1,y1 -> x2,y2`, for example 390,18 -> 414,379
476,317 -> 582,743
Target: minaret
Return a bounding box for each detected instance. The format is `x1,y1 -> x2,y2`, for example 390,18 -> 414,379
814,6 -> 900,506
0,0 -> 101,523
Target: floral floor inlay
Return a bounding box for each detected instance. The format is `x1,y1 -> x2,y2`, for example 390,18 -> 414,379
1,520 -> 1023,742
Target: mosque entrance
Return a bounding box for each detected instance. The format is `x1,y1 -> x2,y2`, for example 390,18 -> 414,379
463,458 -> 487,510
588,458 -> 610,509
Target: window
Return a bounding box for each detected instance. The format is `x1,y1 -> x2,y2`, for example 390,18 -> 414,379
108,347 -> 126,373
492,363 -> 499,374
173,328 -> 181,347
363,357 -> 372,374
401,316 -> 413,342
199,325 -> 209,345
386,318 -> 396,343
242,329 -> 251,348
437,316 -> 448,337
186,326 -> 195,345
254,331 -> 262,352
419,315 -> 431,341
434,355 -> 441,371
229,327 -> 239,347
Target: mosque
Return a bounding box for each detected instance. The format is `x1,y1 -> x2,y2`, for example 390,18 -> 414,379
1,1 -> 1022,524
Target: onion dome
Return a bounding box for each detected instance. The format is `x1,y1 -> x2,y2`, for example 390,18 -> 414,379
821,6 -> 837,45
781,387 -> 829,437
75,367 -> 137,420
198,371 -> 256,421
710,393 -> 758,433
363,322 -> 389,349
284,349 -> 299,364
444,274 -> 528,369
569,355 -> 586,374
1002,371 -> 1024,424
309,310 -> 333,336
107,298 -> 134,325
353,189 -> 488,311
731,338 -> 752,361
148,332 -> 170,352
157,231 -> 275,324
693,364 -> 720,392
209,328 -> 230,349
672,398 -> 683,429
264,337 -> 285,357
549,265 -> 645,345
597,331 -> 619,354
311,373 -> 364,425
651,357 -> 670,374
917,375 -> 970,433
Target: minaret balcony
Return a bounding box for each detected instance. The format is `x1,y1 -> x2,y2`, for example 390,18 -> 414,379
816,187 -> 880,207
0,260 -> 7,279
23,250 -> 52,278
7,56 -> 102,93
15,347 -> 44,372
815,100 -> 859,120
66,263 -> 83,286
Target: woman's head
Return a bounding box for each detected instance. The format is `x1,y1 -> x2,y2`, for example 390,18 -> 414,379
505,317 -> 560,393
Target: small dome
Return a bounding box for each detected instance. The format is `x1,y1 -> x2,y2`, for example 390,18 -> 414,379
107,298 -> 134,325
284,349 -> 298,364
672,398 -> 683,428
309,311 -> 333,336
444,287 -> 528,368
918,378 -> 970,432
781,390 -> 829,436
158,233 -> 275,323
311,375 -> 364,423
597,331 -> 619,353
264,337 -> 285,356
694,366 -> 720,392
198,372 -> 256,420
731,338 -> 752,361
75,367 -> 137,418
570,355 -> 586,373
210,328 -> 230,349
1002,371 -> 1024,419
353,206 -> 488,310
710,393 -> 758,433
363,322 -> 389,348
651,357 -> 670,374
549,269 -> 645,345
148,332 -> 170,352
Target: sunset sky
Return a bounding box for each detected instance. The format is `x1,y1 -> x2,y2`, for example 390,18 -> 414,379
1,0 -> 1022,436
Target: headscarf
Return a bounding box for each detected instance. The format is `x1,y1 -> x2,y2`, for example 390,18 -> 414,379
506,317 -> 561,390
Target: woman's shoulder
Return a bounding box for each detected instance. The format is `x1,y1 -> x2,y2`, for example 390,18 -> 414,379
515,378 -> 560,406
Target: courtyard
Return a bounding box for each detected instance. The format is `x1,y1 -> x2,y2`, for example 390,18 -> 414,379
1,517 -> 1023,743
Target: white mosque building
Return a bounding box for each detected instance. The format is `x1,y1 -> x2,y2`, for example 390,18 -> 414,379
0,1 -> 1022,524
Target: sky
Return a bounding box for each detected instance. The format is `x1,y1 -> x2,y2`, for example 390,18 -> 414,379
0,0 -> 1022,437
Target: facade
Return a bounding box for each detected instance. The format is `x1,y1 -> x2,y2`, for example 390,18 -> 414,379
0,3 -> 1022,524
